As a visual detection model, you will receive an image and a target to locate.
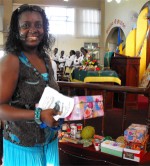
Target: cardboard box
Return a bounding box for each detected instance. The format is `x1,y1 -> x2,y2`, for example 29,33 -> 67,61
101,140 -> 124,158
123,148 -> 145,162
124,123 -> 148,143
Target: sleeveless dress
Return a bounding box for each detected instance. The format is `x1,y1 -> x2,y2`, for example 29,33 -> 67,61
3,52 -> 60,166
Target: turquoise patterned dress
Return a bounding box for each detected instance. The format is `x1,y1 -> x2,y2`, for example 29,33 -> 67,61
3,52 -> 60,166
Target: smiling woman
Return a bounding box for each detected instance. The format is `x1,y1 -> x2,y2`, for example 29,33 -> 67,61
0,4 -> 61,166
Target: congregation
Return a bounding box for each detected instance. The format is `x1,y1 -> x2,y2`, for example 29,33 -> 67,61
51,47 -> 91,81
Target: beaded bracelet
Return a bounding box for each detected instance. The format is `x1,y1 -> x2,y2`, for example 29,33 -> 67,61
34,107 -> 42,124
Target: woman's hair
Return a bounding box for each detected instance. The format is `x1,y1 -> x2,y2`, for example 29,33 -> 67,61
4,4 -> 55,56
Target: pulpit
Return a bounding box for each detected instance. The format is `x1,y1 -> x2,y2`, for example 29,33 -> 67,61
110,53 -> 140,109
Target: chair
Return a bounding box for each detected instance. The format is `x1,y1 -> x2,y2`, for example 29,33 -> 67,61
57,67 -> 72,82
57,69 -> 64,81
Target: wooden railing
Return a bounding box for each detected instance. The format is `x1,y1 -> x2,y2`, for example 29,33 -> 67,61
57,81 -> 150,135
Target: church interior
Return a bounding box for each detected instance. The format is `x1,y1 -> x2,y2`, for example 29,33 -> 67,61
0,0 -> 150,165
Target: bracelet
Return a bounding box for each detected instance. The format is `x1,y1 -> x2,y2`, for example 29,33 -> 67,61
34,107 -> 42,125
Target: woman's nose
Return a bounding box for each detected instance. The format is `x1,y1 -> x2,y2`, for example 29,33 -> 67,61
29,25 -> 37,33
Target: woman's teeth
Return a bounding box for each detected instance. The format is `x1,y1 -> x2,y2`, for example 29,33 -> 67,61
28,37 -> 37,41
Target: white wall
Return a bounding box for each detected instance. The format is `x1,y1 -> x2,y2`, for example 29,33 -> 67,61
0,5 -> 3,31
0,5 -> 3,45
52,35 -> 99,56
0,32 -> 3,45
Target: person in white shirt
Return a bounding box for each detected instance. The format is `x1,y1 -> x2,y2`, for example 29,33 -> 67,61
73,51 -> 82,68
58,50 -> 66,70
52,48 -> 59,63
65,50 -> 75,68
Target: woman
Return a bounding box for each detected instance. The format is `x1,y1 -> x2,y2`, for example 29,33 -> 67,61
0,4 -> 60,166
52,47 -> 59,64
65,50 -> 75,68
73,51 -> 82,68
58,50 -> 66,70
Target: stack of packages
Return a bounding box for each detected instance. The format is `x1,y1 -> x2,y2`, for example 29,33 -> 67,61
123,123 -> 149,162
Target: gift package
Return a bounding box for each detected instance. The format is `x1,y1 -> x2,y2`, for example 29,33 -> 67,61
124,123 -> 148,143
123,123 -> 149,162
65,95 -> 104,121
123,148 -> 145,162
101,124 -> 149,162
101,140 -> 124,158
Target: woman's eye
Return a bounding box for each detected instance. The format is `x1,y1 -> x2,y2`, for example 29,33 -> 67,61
35,23 -> 43,29
19,23 -> 30,29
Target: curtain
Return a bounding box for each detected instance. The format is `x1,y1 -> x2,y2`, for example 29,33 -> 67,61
75,8 -> 101,38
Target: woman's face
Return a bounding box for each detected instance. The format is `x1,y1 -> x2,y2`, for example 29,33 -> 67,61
18,11 -> 44,48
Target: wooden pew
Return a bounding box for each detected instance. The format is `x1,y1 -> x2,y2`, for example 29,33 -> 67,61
57,81 -> 150,135
58,81 -> 150,165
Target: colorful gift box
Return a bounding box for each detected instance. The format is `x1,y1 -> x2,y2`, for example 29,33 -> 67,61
65,95 -> 104,121
101,140 -> 124,158
124,134 -> 149,151
123,148 -> 146,162
124,123 -> 148,143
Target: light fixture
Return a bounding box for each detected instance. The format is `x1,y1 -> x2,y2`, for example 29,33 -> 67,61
107,0 -> 122,3
116,0 -> 121,3
64,0 -> 69,2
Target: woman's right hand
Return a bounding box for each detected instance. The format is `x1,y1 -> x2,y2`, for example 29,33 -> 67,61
40,109 -> 59,127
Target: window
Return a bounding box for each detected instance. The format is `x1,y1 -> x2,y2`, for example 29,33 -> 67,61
84,42 -> 99,49
76,8 -> 101,37
45,7 -> 101,37
45,7 -> 74,35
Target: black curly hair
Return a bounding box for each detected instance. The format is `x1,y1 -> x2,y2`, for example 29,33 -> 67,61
4,4 -> 55,57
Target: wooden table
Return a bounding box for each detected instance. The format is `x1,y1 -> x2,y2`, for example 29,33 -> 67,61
59,142 -> 150,166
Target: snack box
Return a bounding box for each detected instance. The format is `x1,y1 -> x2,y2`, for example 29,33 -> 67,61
123,148 -> 146,162
124,123 -> 148,143
101,140 -> 124,158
